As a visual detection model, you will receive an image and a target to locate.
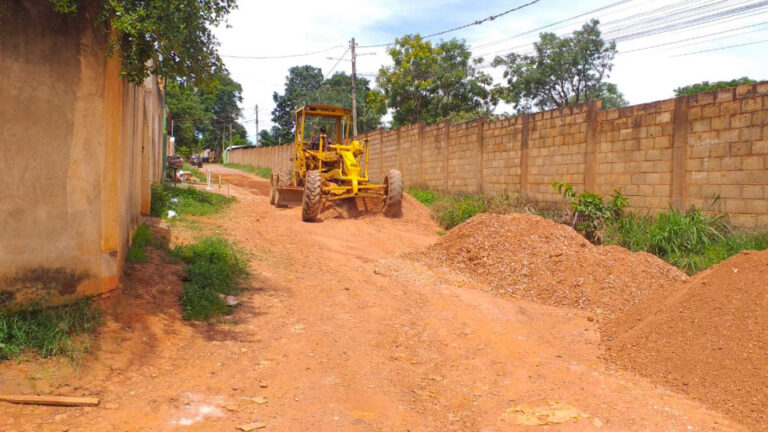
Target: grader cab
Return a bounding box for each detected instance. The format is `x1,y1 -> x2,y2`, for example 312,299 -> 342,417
270,105 -> 402,222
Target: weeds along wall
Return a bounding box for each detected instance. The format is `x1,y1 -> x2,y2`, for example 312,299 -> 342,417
229,81 -> 768,227
0,1 -> 165,307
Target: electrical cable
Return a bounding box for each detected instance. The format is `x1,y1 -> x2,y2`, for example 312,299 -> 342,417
358,0 -> 542,48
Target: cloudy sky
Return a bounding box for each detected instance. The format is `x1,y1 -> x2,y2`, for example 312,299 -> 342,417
213,0 -> 768,141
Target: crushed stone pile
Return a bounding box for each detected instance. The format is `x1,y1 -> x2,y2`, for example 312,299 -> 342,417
603,249 -> 768,430
418,213 -> 686,316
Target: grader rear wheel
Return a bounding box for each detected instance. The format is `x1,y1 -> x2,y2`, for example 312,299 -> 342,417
383,169 -> 403,217
271,168 -> 290,207
302,170 -> 323,222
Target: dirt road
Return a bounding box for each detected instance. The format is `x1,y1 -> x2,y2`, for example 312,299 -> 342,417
0,165 -> 744,431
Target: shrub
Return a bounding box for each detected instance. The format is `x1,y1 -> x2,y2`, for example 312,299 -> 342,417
553,182 -> 628,242
173,237 -> 248,321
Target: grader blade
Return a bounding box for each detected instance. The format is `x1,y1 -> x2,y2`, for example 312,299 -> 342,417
274,186 -> 303,208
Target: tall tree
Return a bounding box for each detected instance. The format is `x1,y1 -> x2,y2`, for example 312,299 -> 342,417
492,19 -> 626,112
166,69 -> 248,156
674,77 -> 757,96
270,66 -> 324,144
313,73 -> 385,134
375,35 -> 494,127
268,68 -> 386,145
48,0 -> 236,85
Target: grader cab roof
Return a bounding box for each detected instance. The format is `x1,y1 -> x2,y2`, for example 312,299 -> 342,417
295,105 -> 351,118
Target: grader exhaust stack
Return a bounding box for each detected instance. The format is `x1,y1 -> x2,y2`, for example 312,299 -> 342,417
269,105 -> 402,221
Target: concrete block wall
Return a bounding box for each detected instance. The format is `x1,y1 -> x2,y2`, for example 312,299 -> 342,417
596,100 -> 676,212
228,81 -> 768,228
0,1 -> 165,306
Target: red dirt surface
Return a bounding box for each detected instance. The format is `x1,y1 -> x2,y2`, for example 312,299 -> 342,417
604,250 -> 768,430
418,213 -> 687,317
0,165 -> 744,431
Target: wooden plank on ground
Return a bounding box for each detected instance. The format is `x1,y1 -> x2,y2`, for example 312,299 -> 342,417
0,395 -> 100,407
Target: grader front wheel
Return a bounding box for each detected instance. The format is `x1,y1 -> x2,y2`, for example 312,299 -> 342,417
383,169 -> 403,217
270,168 -> 290,207
302,170 -> 323,222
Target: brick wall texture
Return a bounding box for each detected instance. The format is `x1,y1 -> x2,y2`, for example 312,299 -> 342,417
229,81 -> 768,228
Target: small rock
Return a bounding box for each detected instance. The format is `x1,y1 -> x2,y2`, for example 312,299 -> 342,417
259,382 -> 268,388
104,403 -> 119,410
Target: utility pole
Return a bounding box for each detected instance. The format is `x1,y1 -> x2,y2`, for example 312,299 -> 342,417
350,37 -> 358,137
229,122 -> 233,149
255,104 -> 259,147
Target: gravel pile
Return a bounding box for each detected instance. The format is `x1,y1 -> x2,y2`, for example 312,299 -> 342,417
418,213 -> 686,316
604,249 -> 768,430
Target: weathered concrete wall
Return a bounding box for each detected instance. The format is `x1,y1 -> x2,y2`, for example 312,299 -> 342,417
228,83 -> 768,228
0,1 -> 164,306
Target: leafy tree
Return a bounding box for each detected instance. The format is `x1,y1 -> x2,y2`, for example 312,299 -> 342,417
48,0 -> 236,84
375,35 -> 495,127
166,69 -> 248,155
674,77 -> 757,96
492,19 -> 622,112
270,66 -> 325,144
268,68 -> 386,145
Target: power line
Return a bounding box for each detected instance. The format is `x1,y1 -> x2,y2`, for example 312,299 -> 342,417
620,20 -> 768,53
358,0 -> 543,48
672,36 -> 768,55
325,47 -> 350,79
221,45 -> 345,60
471,0 -> 634,51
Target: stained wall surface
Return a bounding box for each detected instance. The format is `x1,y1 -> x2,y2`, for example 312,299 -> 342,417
0,1 -> 164,306
229,84 -> 768,228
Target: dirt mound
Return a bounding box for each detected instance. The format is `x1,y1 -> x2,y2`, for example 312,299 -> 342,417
604,249 -> 768,430
418,213 -> 686,316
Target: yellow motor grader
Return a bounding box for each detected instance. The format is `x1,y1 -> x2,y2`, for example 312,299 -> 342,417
270,105 -> 402,222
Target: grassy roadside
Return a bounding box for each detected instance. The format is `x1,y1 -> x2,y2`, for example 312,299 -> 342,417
150,182 -> 250,321
151,184 -> 234,219
173,237 -> 249,321
0,300 -> 101,362
222,163 -> 272,179
407,186 -> 768,275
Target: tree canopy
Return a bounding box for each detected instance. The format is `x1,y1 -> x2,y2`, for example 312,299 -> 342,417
375,35 -> 495,127
48,0 -> 236,85
674,77 -> 757,96
166,69 -> 248,156
492,19 -> 626,112
267,66 -> 385,146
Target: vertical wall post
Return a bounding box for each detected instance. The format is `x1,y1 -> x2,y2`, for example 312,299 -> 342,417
396,127 -> 402,172
443,121 -> 451,192
378,128 -> 384,182
520,114 -> 530,202
671,96 -> 689,210
418,121 -> 425,184
476,119 -> 485,194
584,100 -> 600,192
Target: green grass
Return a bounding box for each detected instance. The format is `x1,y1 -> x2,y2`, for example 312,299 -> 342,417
407,187 -> 523,230
183,162 -> 208,183
172,237 -> 249,321
126,224 -> 154,263
0,299 -> 101,362
151,184 -> 234,219
223,163 -> 272,179
605,208 -> 768,274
